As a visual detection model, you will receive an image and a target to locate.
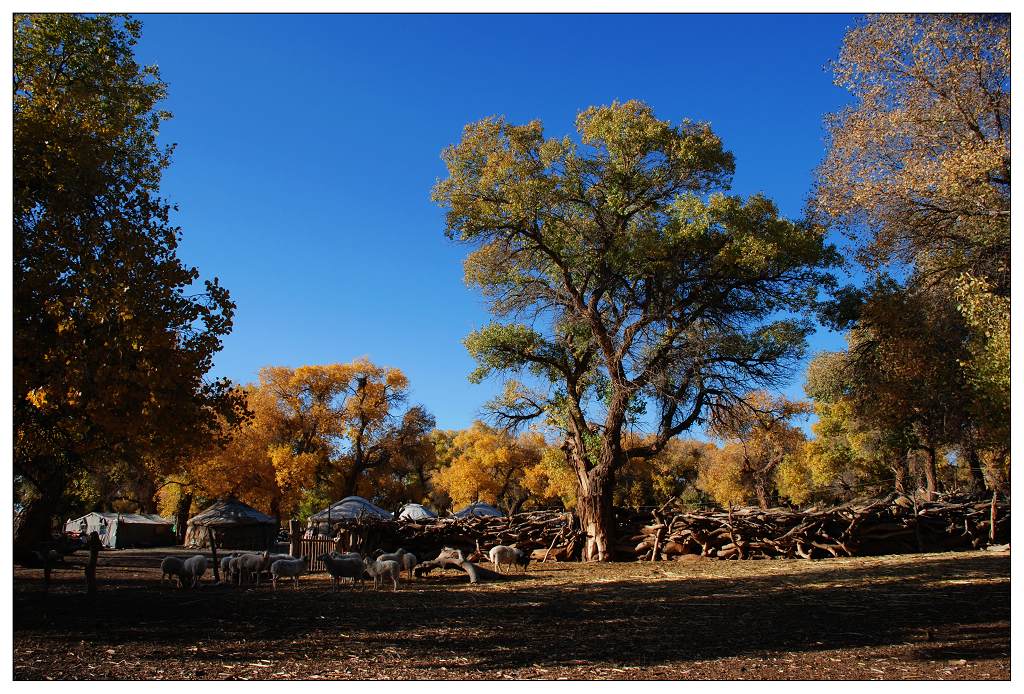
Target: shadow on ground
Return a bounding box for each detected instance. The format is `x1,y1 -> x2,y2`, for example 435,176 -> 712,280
13,551 -> 1010,679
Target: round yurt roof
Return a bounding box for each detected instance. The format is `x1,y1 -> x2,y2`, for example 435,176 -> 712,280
309,496 -> 393,522
452,501 -> 504,518
397,503 -> 437,521
187,498 -> 276,527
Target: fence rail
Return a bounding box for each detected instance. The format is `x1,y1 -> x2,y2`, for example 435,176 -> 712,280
300,537 -> 343,573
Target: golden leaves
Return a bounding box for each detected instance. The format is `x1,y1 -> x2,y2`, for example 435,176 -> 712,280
431,421 -> 540,509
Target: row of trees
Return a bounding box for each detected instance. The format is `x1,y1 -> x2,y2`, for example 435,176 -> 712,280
14,14 -> 1009,559
805,14 -> 1009,502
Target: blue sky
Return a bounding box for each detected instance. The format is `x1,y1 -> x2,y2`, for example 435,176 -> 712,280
132,13 -> 859,433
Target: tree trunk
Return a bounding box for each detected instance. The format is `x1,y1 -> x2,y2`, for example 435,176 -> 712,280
753,463 -> 778,510
577,466 -> 615,561
922,447 -> 939,502
754,483 -> 771,511
338,463 -> 361,499
174,492 -> 193,544
966,447 -> 988,493
14,468 -> 66,556
133,474 -> 157,514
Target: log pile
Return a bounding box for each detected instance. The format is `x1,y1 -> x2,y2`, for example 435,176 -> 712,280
304,509 -> 584,563
303,494 -> 1009,566
616,494 -> 1011,561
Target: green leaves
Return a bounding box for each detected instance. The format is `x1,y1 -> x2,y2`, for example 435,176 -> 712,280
464,323 -> 549,383
439,100 -> 838,515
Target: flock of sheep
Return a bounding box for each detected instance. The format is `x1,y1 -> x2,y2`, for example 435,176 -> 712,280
159,544 -> 530,592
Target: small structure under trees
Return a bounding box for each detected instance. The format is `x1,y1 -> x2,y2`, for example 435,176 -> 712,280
453,502 -> 504,518
397,503 -> 437,521
184,498 -> 278,549
310,496 -> 393,523
64,512 -> 174,549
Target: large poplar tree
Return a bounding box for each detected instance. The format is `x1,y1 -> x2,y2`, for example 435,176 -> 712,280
434,101 -> 838,559
14,14 -> 245,550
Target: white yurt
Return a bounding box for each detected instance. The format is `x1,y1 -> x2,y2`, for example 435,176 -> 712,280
452,501 -> 504,518
397,503 -> 437,521
64,512 -> 174,549
309,496 -> 393,523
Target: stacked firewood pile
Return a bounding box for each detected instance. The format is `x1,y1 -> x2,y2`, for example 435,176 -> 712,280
303,494 -> 1009,564
304,509 -> 584,562
615,493 -> 1010,561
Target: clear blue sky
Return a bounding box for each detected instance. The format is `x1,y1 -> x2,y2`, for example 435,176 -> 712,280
132,13 -> 859,433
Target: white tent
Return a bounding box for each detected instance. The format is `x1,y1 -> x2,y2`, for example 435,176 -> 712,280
452,502 -> 504,518
64,512 -> 174,549
397,503 -> 437,521
309,496 -> 393,522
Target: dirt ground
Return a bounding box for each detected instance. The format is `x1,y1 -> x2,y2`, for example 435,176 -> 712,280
13,547 -> 1010,681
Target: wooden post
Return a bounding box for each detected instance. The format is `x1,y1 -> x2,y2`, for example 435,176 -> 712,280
911,494 -> 924,553
85,531 -> 101,596
289,519 -> 301,558
209,528 -> 220,583
989,491 -> 998,543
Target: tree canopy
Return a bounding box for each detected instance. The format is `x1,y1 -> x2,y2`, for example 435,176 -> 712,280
13,14 -> 245,548
810,14 -> 1010,500
435,100 -> 839,558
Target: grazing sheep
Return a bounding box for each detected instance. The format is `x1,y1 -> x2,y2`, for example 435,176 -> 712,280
399,551 -> 418,580
488,545 -> 530,574
270,556 -> 308,591
363,557 -> 400,592
227,554 -> 246,585
318,553 -> 366,591
235,550 -> 272,586
183,554 -> 209,587
219,553 -> 234,574
160,556 -> 190,587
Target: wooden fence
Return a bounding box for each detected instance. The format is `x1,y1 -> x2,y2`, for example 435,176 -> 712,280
300,536 -> 343,573
298,523 -> 396,573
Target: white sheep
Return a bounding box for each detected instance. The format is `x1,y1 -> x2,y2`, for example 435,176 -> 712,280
183,554 -> 208,587
160,556 -> 190,588
270,556 -> 308,591
488,545 -> 530,574
318,553 -> 366,591
363,557 -> 400,591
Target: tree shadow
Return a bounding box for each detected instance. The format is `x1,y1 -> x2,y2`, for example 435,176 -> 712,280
14,552 -> 1009,675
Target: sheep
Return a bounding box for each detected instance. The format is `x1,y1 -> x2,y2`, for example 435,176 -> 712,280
318,553 -> 366,591
226,554 -> 246,585
182,554 -> 208,588
362,557 -> 400,592
160,556 -> 190,588
235,549 -> 272,586
399,551 -> 418,581
219,553 -> 238,582
374,547 -> 406,565
488,545 -> 530,574
270,556 -> 308,591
